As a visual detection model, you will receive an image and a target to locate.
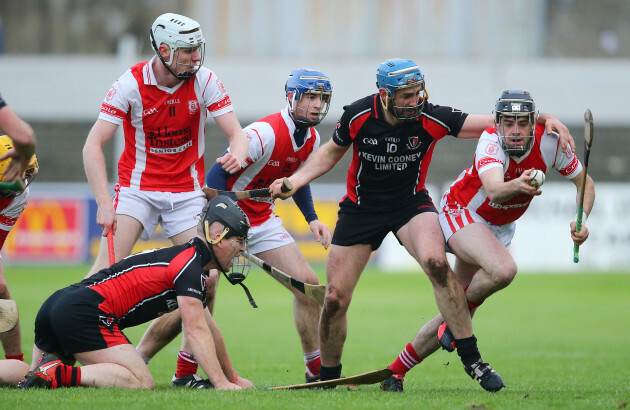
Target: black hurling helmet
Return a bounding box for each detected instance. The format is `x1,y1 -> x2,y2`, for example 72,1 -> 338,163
201,196 -> 257,307
493,89 -> 538,157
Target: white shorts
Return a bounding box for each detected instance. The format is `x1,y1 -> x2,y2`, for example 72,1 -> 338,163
247,214 -> 295,255
438,197 -> 516,250
0,187 -> 29,231
114,186 -> 206,240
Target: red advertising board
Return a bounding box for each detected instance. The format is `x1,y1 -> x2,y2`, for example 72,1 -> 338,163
2,198 -> 87,262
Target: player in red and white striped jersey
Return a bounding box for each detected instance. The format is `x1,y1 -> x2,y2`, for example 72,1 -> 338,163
134,69 -> 333,385
83,13 -> 248,277
383,89 -> 595,392
204,68 -> 332,383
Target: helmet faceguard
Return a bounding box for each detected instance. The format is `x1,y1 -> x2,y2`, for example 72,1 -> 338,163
493,89 -> 538,157
150,13 -> 205,80
376,58 -> 427,120
285,69 -> 333,127
0,135 -> 38,198
200,196 -> 257,307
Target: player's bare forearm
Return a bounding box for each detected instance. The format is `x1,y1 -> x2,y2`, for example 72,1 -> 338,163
215,111 -> 248,167
273,140 -> 347,199
457,114 -> 493,139
482,168 -> 540,203
179,297 -> 238,390
538,113 -> 575,152
204,308 -> 239,383
83,120 -> 118,206
572,172 -> 596,218
0,105 -> 36,157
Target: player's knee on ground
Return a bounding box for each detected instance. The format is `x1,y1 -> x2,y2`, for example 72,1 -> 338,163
130,368 -> 155,390
422,256 -> 450,287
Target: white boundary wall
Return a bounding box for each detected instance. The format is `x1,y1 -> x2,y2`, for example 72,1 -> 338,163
376,182 -> 629,272
1,56 -> 629,127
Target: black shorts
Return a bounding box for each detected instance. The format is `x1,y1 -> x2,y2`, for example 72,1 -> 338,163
34,286 -> 130,358
332,190 -> 437,250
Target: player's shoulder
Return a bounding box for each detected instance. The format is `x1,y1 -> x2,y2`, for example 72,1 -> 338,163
342,94 -> 375,116
194,66 -> 214,84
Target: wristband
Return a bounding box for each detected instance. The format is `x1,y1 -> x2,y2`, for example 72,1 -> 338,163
576,212 -> 588,223
229,373 -> 239,383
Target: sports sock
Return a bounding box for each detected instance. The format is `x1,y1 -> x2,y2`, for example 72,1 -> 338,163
135,347 -> 151,364
455,335 -> 481,368
388,343 -> 422,376
5,353 -> 24,361
175,351 -> 198,378
55,364 -> 81,387
304,350 -> 321,377
463,285 -> 484,312
319,363 -> 342,381
467,299 -> 483,312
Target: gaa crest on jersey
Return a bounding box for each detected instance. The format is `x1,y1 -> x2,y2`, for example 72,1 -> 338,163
485,143 -> 500,156
106,87 -> 116,101
98,314 -> 117,333
189,100 -> 199,114
216,78 -> 227,93
446,207 -> 463,218
406,136 -> 421,150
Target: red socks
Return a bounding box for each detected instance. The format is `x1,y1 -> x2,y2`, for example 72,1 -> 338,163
5,353 -> 24,361
304,350 -> 321,378
56,364 -> 81,387
176,351 -> 199,378
388,343 -> 422,376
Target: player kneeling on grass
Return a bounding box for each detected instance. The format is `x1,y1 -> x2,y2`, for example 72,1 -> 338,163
16,196 -> 254,390
380,89 -> 595,392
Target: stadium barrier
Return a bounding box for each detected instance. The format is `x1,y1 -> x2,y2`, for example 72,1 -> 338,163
2,183 -> 627,272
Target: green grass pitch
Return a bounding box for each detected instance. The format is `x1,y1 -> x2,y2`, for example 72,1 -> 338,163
1,264 -> 629,409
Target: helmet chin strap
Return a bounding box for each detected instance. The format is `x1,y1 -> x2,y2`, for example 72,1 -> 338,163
150,29 -> 196,81
204,222 -> 257,308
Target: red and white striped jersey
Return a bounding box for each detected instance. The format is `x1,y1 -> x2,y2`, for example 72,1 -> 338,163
98,56 -> 234,192
226,107 -> 320,226
442,125 -> 582,226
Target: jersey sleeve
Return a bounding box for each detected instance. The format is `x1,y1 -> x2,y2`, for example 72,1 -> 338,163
198,69 -> 234,118
98,72 -> 132,125
172,250 -> 207,302
547,132 -> 583,179
240,123 -> 268,168
475,130 -> 506,175
331,106 -> 355,147
422,103 -> 469,138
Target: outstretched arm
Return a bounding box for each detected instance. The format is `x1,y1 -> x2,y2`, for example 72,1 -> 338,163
458,113 -> 575,153
271,139 -> 348,199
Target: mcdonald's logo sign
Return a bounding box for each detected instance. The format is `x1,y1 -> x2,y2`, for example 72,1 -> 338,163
3,198 -> 87,262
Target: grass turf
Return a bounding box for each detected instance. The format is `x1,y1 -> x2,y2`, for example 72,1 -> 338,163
1,264 -> 629,409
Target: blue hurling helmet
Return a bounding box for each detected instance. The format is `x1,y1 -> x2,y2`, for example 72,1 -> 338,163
376,58 -> 427,119
285,69 -> 333,126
